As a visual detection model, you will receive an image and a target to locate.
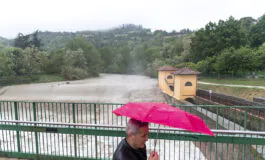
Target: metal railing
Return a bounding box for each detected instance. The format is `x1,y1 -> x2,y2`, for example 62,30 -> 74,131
0,101 -> 264,160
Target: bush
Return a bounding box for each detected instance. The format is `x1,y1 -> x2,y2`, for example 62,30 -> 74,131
61,66 -> 89,80
0,75 -> 40,86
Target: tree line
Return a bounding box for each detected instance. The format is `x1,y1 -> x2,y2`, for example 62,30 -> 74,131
0,14 -> 265,85
189,15 -> 265,77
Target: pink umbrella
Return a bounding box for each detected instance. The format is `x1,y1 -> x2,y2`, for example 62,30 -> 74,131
113,102 -> 214,136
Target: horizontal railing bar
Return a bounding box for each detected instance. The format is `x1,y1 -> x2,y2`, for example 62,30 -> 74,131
0,100 -> 124,105
1,100 -> 265,108
1,120 -> 265,135
211,129 -> 265,135
0,151 -> 100,160
0,120 -> 125,128
1,124 -> 265,144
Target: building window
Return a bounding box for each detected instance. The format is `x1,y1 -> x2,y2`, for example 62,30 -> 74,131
185,81 -> 192,86
167,75 -> 173,79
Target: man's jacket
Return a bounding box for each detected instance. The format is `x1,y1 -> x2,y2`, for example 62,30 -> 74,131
113,138 -> 147,160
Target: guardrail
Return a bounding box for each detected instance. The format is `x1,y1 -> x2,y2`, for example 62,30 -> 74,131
0,101 -> 264,160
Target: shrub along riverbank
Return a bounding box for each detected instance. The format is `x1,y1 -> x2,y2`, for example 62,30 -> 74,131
0,74 -> 64,87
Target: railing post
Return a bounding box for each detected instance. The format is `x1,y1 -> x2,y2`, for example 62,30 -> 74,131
215,107 -> 219,159
94,104 -> 98,159
216,108 -> 219,129
72,103 -> 77,158
244,109 -> 248,130
242,109 -> 248,160
14,102 -> 21,153
33,102 -> 39,155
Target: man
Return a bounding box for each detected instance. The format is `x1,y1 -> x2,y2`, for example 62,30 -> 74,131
113,118 -> 159,160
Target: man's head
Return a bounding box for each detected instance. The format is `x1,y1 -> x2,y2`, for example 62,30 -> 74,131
126,118 -> 149,149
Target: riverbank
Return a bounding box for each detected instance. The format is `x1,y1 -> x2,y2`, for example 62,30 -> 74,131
198,82 -> 265,101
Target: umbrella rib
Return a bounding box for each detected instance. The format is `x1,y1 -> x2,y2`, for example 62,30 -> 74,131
185,113 -> 212,135
142,105 -> 157,122
185,113 -> 201,132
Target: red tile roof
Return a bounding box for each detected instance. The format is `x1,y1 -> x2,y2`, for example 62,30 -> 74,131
156,66 -> 178,71
171,67 -> 200,75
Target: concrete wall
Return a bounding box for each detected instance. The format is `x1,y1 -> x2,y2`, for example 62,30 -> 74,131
173,75 -> 197,100
158,71 -> 174,96
253,97 -> 265,104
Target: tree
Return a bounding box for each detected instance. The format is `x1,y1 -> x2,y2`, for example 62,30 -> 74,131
60,49 -> 89,80
253,43 -> 265,70
190,22 -> 217,62
215,47 -> 257,76
42,49 -> 64,74
99,46 -> 116,73
0,49 -> 14,76
66,37 -> 103,76
131,44 -> 146,73
182,34 -> 193,61
31,30 -> 42,49
196,56 -> 217,75
14,33 -> 30,49
161,37 -> 184,65
239,17 -> 256,34
190,17 -> 246,62
118,46 -> 133,73
14,30 -> 42,49
7,47 -> 26,75
249,14 -> 265,47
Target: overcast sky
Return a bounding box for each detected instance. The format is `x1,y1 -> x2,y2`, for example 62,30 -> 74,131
1,0 -> 264,38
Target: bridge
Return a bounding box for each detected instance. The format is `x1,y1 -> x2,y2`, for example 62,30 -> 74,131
0,101 -> 264,160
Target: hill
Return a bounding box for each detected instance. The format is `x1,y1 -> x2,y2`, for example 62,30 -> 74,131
37,24 -> 191,51
0,36 -> 12,46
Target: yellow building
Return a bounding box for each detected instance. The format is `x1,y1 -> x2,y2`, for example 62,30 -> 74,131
171,67 -> 200,100
156,66 -> 178,96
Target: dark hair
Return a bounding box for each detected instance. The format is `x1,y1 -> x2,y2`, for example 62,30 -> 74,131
126,118 -> 149,135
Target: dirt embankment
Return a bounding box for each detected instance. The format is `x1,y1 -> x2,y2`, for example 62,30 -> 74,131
198,83 -> 265,101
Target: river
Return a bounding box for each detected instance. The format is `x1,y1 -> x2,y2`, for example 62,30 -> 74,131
0,73 -> 205,160
0,74 -> 165,103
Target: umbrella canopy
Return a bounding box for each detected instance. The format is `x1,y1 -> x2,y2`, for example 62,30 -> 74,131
113,102 -> 214,136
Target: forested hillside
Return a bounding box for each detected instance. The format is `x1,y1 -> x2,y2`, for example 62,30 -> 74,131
0,14 -> 265,85
38,24 -> 191,51
0,37 -> 12,46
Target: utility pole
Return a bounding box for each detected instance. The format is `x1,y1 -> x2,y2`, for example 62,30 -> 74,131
209,89 -> 212,101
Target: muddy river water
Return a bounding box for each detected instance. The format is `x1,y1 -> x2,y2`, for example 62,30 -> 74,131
0,74 -> 205,160
0,74 -> 165,103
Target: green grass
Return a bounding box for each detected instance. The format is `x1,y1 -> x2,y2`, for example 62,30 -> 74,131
198,76 -> 265,86
0,74 -> 65,87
